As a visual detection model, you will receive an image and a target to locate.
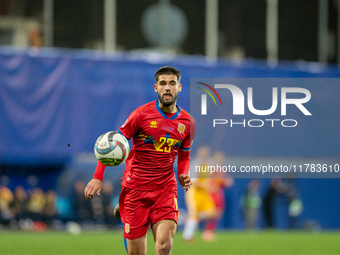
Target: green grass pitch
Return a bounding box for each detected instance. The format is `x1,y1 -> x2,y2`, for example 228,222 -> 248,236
1,230 -> 340,255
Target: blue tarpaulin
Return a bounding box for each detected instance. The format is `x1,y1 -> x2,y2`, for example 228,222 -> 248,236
1,46 -> 339,164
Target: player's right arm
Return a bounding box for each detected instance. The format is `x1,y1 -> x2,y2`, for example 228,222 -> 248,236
85,108 -> 140,199
84,148 -> 108,199
84,161 -> 106,199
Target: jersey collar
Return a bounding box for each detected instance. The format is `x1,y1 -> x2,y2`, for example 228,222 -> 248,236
155,100 -> 181,120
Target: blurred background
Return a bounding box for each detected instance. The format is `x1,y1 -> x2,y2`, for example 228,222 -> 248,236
1,0 -> 340,236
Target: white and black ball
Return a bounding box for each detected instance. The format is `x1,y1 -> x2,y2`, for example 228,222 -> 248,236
94,131 -> 129,167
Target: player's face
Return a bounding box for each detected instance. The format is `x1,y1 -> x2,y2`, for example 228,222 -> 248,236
154,74 -> 182,107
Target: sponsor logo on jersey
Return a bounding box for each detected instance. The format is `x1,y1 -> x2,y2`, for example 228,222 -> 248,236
163,126 -> 174,132
150,121 -> 158,128
125,223 -> 130,234
178,123 -> 185,133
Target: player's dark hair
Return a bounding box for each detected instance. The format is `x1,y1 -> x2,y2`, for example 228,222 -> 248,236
154,66 -> 181,83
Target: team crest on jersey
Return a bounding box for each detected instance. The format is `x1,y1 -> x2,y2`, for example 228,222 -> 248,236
125,223 -> 130,234
178,123 -> 185,133
150,121 -> 157,128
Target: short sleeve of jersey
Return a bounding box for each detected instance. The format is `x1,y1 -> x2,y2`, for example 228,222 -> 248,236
181,116 -> 196,151
118,108 -> 140,140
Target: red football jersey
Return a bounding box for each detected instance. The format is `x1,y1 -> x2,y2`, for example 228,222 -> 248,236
118,100 -> 195,190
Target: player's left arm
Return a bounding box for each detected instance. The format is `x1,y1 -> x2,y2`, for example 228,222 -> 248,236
178,116 -> 196,193
178,149 -> 191,193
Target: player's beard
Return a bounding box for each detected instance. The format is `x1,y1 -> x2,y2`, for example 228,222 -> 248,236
158,92 -> 178,107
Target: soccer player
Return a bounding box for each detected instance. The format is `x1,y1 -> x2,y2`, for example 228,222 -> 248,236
202,151 -> 233,240
182,146 -> 217,242
84,66 -> 195,255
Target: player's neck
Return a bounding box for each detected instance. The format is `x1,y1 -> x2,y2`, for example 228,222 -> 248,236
158,101 -> 177,113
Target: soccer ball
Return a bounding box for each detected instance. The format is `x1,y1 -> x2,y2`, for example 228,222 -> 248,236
94,131 -> 130,167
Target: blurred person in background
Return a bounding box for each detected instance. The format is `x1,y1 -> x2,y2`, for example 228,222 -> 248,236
74,179 -> 92,225
29,28 -> 42,48
27,187 -> 46,223
91,194 -> 105,226
10,186 -> 28,225
101,180 -> 119,228
0,184 -> 14,228
240,179 -> 262,230
286,179 -> 303,229
44,190 -> 58,228
263,178 -> 287,228
182,146 -> 218,242
202,151 -> 234,241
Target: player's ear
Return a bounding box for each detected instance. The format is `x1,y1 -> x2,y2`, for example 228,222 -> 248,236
154,84 -> 158,92
178,83 -> 182,92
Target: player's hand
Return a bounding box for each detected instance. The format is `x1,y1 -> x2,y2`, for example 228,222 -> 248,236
178,174 -> 192,194
84,179 -> 102,199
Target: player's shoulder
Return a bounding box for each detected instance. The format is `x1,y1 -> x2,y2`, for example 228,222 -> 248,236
136,101 -> 157,113
179,107 -> 195,123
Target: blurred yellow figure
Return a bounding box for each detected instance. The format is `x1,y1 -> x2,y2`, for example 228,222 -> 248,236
200,151 -> 234,241
27,187 -> 46,222
183,146 -> 218,242
0,184 -> 14,226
